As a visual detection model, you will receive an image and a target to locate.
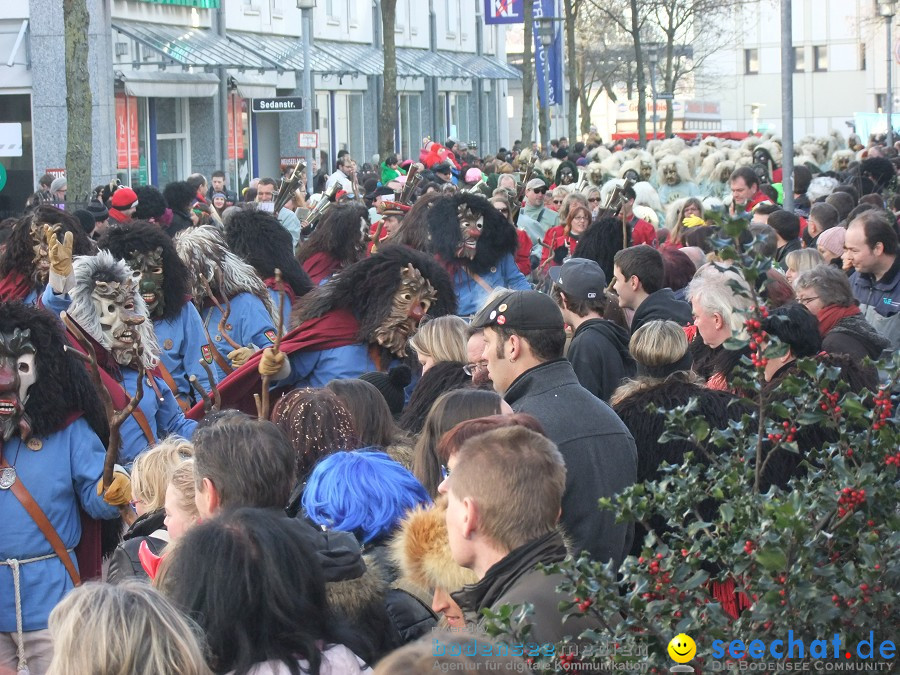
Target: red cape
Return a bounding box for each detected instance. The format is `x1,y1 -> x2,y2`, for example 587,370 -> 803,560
0,269 -> 34,302
186,307 -> 361,420
301,252 -> 341,286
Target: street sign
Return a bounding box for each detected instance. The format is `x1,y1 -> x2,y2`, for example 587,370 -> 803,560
657,92 -> 675,100
252,97 -> 304,113
297,132 -> 318,149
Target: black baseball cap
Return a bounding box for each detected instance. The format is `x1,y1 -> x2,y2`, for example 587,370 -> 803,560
470,290 -> 564,331
549,258 -> 607,301
433,163 -> 452,175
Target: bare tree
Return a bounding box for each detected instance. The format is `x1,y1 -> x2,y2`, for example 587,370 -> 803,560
574,3 -> 631,136
563,0 -> 583,141
63,0 -> 92,200
590,0 -> 653,145
521,0 -> 535,150
648,0 -> 743,136
379,0 -> 398,158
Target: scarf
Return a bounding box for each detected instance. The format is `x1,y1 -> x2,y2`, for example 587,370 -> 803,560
816,304 -> 860,337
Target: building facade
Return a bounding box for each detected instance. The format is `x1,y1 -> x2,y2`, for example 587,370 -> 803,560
0,0 -> 518,216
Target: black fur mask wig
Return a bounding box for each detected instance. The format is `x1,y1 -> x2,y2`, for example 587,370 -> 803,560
0,206 -> 95,284
0,301 -> 109,442
292,244 -> 456,340
426,193 -> 518,275
574,216 -> 632,281
97,221 -> 191,321
223,207 -> 314,298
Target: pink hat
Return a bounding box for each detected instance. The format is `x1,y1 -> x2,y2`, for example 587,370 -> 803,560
816,227 -> 845,257
465,168 -> 483,184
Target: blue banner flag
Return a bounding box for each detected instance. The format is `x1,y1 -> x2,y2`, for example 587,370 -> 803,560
484,0 -> 524,24
533,0 -> 563,106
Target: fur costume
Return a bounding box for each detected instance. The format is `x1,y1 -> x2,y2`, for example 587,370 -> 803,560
390,498 -> 479,601
652,137 -> 685,161
585,146 -> 611,163
67,250 -> 160,371
554,160 -> 578,187
586,161 -> 605,186
599,178 -> 664,217
598,153 -> 623,182
0,302 -> 121,646
830,149 -> 855,173
173,224 -> 277,322
0,206 -> 94,304
574,215 -> 631,279
97,222 -> 211,402
618,158 -> 642,182
541,158 -> 561,184
656,155 -> 700,206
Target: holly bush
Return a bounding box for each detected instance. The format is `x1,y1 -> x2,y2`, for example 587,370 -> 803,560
482,220 -> 900,672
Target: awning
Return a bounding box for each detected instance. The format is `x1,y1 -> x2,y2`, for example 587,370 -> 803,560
112,21 -> 277,71
117,70 -> 220,97
228,69 -> 278,98
449,52 -> 521,80
396,48 -> 473,79
227,34 -> 366,77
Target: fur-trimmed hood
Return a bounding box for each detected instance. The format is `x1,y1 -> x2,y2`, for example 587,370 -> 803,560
389,498 -> 479,598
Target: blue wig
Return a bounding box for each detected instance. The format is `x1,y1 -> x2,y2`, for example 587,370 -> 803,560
302,449 -> 432,544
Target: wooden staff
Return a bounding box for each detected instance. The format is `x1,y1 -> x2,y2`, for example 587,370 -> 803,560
190,359 -> 221,413
255,269 -> 285,420
62,312 -> 143,525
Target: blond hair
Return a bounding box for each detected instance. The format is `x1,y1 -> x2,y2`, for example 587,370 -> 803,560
408,315 -> 468,364
629,320 -> 689,368
47,581 -> 211,675
169,459 -> 200,521
784,248 -> 824,274
447,426 -> 565,552
131,437 -> 194,512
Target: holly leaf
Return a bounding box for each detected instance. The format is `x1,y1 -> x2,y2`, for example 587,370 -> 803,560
755,546 -> 788,572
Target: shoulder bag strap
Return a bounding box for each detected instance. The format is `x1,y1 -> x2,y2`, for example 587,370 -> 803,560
0,446 -> 81,586
155,361 -> 190,413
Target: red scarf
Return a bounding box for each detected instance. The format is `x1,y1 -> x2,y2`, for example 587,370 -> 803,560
816,304 -> 860,337
302,252 -> 342,285
264,276 -> 298,311
0,269 -> 34,302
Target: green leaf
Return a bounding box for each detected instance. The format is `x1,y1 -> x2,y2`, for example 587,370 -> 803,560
756,546 -> 788,571
682,570 -> 709,590
720,503 -> 735,523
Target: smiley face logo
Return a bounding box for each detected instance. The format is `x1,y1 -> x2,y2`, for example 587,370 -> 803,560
667,634 -> 696,663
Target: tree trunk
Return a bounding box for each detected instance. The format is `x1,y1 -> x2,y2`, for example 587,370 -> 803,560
564,0 -> 578,141
579,91 -> 592,135
379,0 -> 399,158
630,0 -> 646,147
63,0 -> 92,201
539,85 -> 550,153
521,0 -> 535,149
664,9 -> 676,138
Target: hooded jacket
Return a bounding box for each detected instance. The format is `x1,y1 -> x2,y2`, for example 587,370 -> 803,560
451,531 -> 604,645
504,359 -> 636,566
849,256 -> 900,350
823,314 -> 891,361
567,318 -> 636,401
107,509 -> 168,585
630,287 -> 693,336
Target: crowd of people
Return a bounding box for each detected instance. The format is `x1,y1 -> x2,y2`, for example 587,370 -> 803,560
0,127 -> 897,674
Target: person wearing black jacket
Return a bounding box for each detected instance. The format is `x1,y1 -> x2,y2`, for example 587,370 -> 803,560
550,257 -> 635,401
612,244 -> 693,335
471,290 -> 637,567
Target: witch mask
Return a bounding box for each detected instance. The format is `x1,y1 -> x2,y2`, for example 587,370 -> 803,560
455,203 -> 484,260
372,264 -> 437,357
0,328 -> 36,442
92,272 -> 146,367
128,247 -> 165,318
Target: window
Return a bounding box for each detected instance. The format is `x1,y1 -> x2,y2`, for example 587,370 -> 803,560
745,48 -> 759,75
154,98 -> 190,188
876,93 -> 887,114
399,94 -> 422,160
860,43 -> 867,70
445,0 -> 458,38
793,46 -> 805,72
437,92 -> 448,139
449,92 -> 469,142
814,45 -> 828,72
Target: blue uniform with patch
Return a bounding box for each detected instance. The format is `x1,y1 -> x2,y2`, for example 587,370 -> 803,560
0,417 -> 119,632
453,253 -> 531,317
117,367 -> 197,464
23,288 -> 40,306
267,288 -> 293,330
281,343 -> 381,389
200,292 -> 276,383
154,302 -> 210,403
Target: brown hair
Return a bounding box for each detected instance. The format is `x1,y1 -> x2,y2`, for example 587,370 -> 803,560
564,203 -> 592,237
446,425 -> 565,551
436,413 -> 545,464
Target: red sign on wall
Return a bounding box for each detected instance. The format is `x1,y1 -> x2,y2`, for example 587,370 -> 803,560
227,94 -> 245,160
115,93 -> 139,169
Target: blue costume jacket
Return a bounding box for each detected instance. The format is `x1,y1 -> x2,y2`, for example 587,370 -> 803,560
282,343 -> 381,389
199,292 -> 276,383
154,302 -> 210,403
453,253 -> 532,317
0,418 -> 119,632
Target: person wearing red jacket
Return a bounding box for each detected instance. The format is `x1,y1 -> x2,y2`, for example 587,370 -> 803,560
539,202 -> 592,272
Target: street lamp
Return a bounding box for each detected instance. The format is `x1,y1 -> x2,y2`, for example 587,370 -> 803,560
879,0 -> 896,147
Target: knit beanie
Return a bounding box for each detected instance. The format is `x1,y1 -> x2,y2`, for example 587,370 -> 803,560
110,186 -> 139,210
816,226 -> 845,258
359,364 -> 412,416
86,199 -> 109,222
73,209 -> 96,236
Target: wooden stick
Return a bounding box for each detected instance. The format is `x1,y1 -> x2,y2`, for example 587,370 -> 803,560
198,360 -> 221,410
257,269 -> 285,420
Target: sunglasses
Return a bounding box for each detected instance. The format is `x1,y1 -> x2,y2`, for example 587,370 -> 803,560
588,197 -> 601,203
532,187 -> 547,194
553,199 -> 564,205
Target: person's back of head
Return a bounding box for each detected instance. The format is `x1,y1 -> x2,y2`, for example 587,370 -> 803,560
809,202 -> 840,232
768,209 -> 801,243
614,244 -> 665,295
629,319 -> 692,377
408,315 -> 469,367
131,436 -> 193,515
47,581 -> 211,675
761,303 -> 822,360
793,165 -> 812,194
186,173 -> 207,195
397,360 -> 471,435
302,450 -> 431,544
825,191 -> 854,221
192,413 -> 297,517
158,508 -> 346,675
327,377 -> 400,447
444,426 -> 565,556
833,183 -> 860,206
163,181 -> 195,213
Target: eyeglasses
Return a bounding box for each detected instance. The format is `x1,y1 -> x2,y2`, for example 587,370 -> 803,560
463,360 -> 488,376
797,295 -> 819,306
